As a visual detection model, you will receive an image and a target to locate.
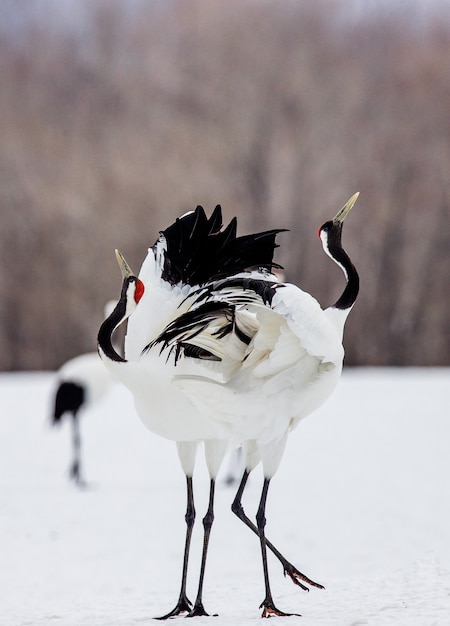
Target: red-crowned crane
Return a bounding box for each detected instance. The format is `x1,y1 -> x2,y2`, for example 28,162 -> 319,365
52,352 -> 113,486
98,194 -> 359,617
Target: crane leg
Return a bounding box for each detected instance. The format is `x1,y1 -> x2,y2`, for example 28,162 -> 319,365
156,475 -> 195,619
187,478 -> 218,617
256,478 -> 301,618
231,470 -> 323,592
70,415 -> 84,487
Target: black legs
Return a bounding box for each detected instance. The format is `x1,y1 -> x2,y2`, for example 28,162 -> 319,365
232,471 -> 323,590
156,458 -> 322,618
188,479 -> 217,617
156,475 -> 195,620
70,415 -> 84,487
232,471 -> 323,617
156,476 -> 217,619
256,479 -> 300,618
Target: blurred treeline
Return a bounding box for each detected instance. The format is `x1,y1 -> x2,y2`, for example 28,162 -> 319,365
1,0 -> 449,370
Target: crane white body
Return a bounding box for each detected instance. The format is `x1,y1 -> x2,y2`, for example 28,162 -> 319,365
119,253 -> 346,477
52,352 -> 113,486
57,352 -> 112,407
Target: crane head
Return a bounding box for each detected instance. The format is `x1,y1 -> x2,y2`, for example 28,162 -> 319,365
115,249 -> 145,304
318,192 -> 359,240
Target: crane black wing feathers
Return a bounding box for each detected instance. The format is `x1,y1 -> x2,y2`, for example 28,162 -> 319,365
143,300 -> 235,363
159,205 -> 286,286
194,276 -> 279,306
144,276 -> 281,363
147,206 -> 286,363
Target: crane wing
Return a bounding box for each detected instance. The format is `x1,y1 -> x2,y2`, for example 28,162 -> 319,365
137,273 -> 344,441
145,273 -> 343,385
270,283 -> 344,365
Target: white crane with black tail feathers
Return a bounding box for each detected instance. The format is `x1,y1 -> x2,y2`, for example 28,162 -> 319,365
52,352 -> 113,486
98,194 -> 359,618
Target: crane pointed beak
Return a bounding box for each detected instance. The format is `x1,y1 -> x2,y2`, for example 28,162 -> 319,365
115,249 -> 134,279
333,192 -> 360,225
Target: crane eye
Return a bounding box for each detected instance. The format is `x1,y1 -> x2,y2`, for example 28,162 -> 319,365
134,279 -> 145,303
318,221 -> 332,238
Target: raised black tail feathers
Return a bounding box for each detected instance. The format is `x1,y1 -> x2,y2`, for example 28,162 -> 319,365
158,206 -> 285,287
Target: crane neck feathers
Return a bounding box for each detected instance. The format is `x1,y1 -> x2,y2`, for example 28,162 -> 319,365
98,301 -> 127,363
98,279 -> 139,363
320,226 -> 359,312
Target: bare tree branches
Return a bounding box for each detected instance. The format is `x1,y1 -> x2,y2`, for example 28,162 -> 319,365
0,1 -> 449,369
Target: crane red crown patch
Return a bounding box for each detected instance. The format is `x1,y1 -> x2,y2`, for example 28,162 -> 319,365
135,279 -> 145,303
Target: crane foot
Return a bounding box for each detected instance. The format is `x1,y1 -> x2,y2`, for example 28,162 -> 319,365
283,563 -> 324,591
154,595 -> 192,620
186,601 -> 218,617
260,599 -> 301,618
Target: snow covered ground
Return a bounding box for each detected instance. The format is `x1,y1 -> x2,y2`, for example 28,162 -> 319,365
1,368 -> 449,625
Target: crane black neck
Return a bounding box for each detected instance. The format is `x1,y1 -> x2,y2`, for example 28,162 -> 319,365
332,249 -> 359,311
97,282 -> 130,363
323,224 -> 359,311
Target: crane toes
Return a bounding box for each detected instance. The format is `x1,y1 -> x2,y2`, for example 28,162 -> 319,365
260,600 -> 301,618
69,463 -> 88,489
186,601 -> 218,618
283,564 -> 324,591
155,595 -> 192,620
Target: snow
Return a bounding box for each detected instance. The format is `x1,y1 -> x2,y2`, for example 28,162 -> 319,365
1,368 -> 449,625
